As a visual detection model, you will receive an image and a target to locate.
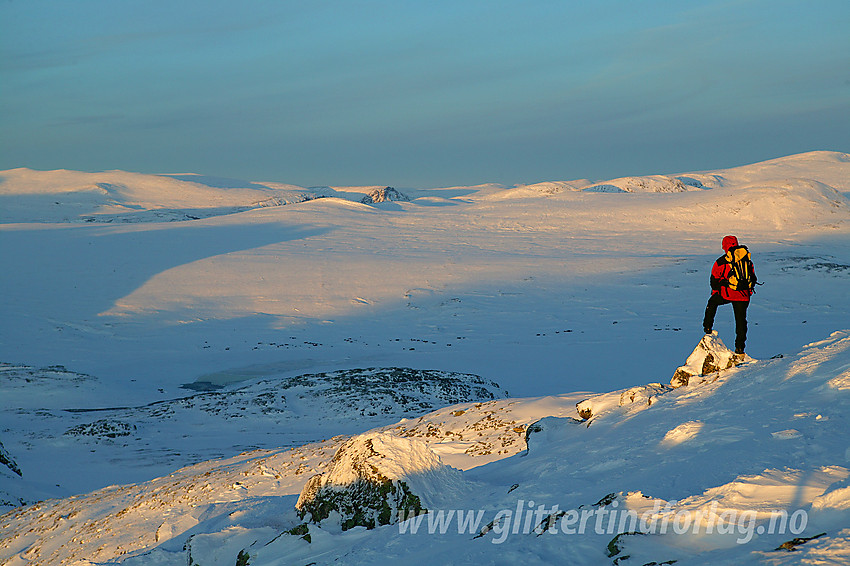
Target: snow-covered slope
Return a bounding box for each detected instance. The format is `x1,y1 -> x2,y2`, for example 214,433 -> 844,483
1,151 -> 849,564
0,366 -> 504,504
0,390 -> 585,564
2,331 -> 849,565
0,170 -> 418,223
582,175 -> 695,193
480,179 -> 592,199
682,150 -> 850,194
0,169 -> 324,223
3,151 -> 848,222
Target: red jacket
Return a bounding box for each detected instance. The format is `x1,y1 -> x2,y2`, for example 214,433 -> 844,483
710,235 -> 755,301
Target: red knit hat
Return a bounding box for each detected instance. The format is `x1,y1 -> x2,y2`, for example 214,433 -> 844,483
722,235 -> 739,251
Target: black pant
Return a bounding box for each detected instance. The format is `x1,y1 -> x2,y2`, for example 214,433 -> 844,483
703,294 -> 749,353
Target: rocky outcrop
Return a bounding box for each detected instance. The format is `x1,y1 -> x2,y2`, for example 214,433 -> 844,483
65,419 -> 135,439
582,175 -> 693,193
670,332 -> 739,388
360,187 -> 410,204
576,383 -> 671,420
576,333 -> 745,420
296,432 -> 461,530
177,367 -> 504,420
0,440 -> 21,477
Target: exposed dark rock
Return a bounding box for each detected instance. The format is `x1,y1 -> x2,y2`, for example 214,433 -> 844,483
524,421 -> 544,445
607,531 -> 646,558
775,532 -> 827,551
594,492 -> 618,507
65,419 -> 135,439
0,440 -> 22,477
576,383 -> 671,420
295,432 -> 457,531
360,187 -> 410,204
578,406 -> 594,420
670,333 -> 737,389
180,381 -> 225,392
298,475 -> 424,531
285,523 -> 312,543
670,369 -> 691,388
1,362 -> 96,388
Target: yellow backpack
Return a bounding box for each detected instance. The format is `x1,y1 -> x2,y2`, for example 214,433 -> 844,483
725,246 -> 756,291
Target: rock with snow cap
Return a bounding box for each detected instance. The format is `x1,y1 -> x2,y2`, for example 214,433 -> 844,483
575,383 -> 672,420
296,431 -> 462,530
360,187 -> 410,204
670,332 -> 741,388
0,440 -> 21,478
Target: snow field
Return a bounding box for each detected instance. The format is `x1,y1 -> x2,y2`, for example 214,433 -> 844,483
1,151 -> 850,564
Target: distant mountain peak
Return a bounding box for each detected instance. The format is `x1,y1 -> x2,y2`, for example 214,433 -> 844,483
360,187 -> 410,204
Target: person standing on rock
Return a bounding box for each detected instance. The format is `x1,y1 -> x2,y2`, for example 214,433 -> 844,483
703,235 -> 757,360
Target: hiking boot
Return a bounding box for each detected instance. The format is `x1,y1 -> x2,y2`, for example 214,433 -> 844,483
732,351 -> 746,365
704,326 -> 712,334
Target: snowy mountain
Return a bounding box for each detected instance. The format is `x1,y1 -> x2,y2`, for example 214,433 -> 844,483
1,151 -> 849,564
0,171 -> 413,224
359,186 -> 411,204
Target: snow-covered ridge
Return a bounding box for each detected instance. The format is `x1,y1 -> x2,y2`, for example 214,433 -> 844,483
0,391 -> 579,564
582,175 -> 695,193
0,168 -> 323,223
3,331 -> 850,565
575,331 -> 743,420
4,151 -> 848,223
0,366 -> 505,506
0,170 -> 416,224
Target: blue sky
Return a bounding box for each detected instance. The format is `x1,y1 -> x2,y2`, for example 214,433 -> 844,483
1,0 -> 848,187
